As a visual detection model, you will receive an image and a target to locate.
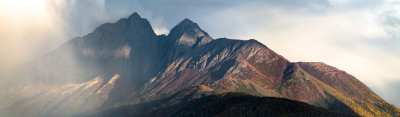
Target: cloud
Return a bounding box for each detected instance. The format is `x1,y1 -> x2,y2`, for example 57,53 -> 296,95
372,79 -> 400,107
0,0 -> 66,70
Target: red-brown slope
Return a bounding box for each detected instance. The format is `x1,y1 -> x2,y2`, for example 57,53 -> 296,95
297,62 -> 375,99
139,38 -> 290,97
297,62 -> 400,116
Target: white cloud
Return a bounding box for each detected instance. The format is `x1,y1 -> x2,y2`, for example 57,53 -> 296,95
0,0 -> 67,70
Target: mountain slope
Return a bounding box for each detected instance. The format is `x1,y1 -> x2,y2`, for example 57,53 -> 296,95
1,12 -> 399,117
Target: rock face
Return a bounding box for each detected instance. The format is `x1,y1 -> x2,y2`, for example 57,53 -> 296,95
168,18 -> 213,48
1,12 -> 399,117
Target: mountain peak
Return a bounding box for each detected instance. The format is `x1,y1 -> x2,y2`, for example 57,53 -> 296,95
128,12 -> 141,20
171,18 -> 203,34
84,12 -> 157,50
179,18 -> 197,27
168,18 -> 213,48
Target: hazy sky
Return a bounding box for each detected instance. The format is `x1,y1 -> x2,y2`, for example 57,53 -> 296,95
0,0 -> 399,107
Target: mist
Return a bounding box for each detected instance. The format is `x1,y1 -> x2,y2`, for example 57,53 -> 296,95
0,0 -> 168,72
0,1 -> 145,116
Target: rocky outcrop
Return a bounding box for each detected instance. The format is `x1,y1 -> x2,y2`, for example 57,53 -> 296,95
168,18 -> 213,48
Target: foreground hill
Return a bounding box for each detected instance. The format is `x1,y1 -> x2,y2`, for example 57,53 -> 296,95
0,12 -> 399,117
78,86 -> 351,117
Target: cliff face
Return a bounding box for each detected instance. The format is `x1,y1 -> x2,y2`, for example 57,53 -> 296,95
1,12 -> 399,117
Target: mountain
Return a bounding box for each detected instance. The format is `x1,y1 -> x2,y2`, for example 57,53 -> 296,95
0,12 -> 399,117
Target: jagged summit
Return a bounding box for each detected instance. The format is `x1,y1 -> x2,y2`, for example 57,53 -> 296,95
83,12 -> 157,51
182,18 -> 194,23
168,18 -> 213,48
128,12 -> 141,20
173,18 -> 202,31
169,18 -> 209,37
